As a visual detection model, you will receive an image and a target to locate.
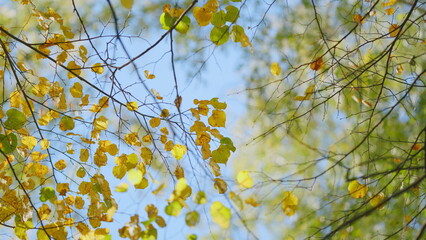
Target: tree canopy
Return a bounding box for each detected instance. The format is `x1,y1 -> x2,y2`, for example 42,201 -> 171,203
0,0 -> 425,239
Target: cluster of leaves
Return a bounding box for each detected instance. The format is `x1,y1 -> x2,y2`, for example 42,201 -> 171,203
0,0 -> 263,239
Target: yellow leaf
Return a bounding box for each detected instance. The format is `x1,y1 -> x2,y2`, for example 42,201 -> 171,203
385,8 -> 395,15
56,51 -> 68,65
282,191 -> 298,216
120,0 -> 133,9
57,183 -> 70,196
10,90 -> 21,108
389,24 -> 401,37
124,132 -> 141,146
397,64 -> 403,75
75,196 -> 85,209
348,180 -> 368,198
144,70 -> 155,79
294,95 -> 308,101
31,152 -> 48,161
160,109 -> 169,118
204,0 -> 219,12
210,201 -> 231,229
310,57 -> 323,71
78,45 -> 88,62
164,140 -> 174,151
54,159 -> 66,170
126,101 -> 138,111
58,93 -> 67,110
370,192 -> 386,209
208,109 -> 226,127
127,169 -> 143,185
32,77 -> 51,97
149,117 -> 161,128
152,183 -> 166,195
237,170 -> 253,188
383,0 -> 397,7
21,136 -> 37,150
174,165 -> 185,179
49,82 -> 64,97
214,178 -> 227,194
115,183 -> 129,192
193,6 -> 213,26
67,61 -> 81,79
91,63 -> 104,74
80,94 -> 90,107
171,144 -> 187,160
353,13 -> 365,24
94,116 -> 108,131
151,89 -> 163,100
17,62 -> 29,72
70,82 -> 83,98
270,62 -> 281,76
140,147 -> 153,164
245,197 -> 260,207
40,139 -> 50,150
80,149 -> 89,162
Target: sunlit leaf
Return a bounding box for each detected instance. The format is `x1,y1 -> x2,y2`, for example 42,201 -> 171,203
208,110 -> 226,127
193,7 -> 212,26
120,0 -> 133,9
237,170 -> 254,188
115,183 -> 129,192
91,63 -> 104,74
310,57 -> 323,71
67,61 -> 81,79
210,201 -> 231,229
270,62 -> 281,76
389,24 -> 401,37
165,201 -> 182,216
282,191 -> 298,216
149,118 -> 161,128
171,144 -> 187,160
210,26 -> 229,46
127,169 -> 143,185
144,70 -> 155,79
370,192 -> 386,209
348,180 -> 368,198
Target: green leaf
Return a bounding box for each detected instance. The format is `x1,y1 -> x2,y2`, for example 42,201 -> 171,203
125,153 -> 138,169
59,116 -> 75,131
194,191 -> 207,204
141,227 -> 157,240
4,109 -> 26,130
211,10 -> 226,27
210,201 -> 231,229
160,12 -> 174,30
187,234 -> 197,240
165,201 -> 182,216
0,133 -> 18,154
210,26 -> 230,46
225,6 -> 239,22
185,211 -> 200,227
220,137 -> 236,152
175,16 -> 191,34
212,145 -> 231,164
40,187 -> 56,202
